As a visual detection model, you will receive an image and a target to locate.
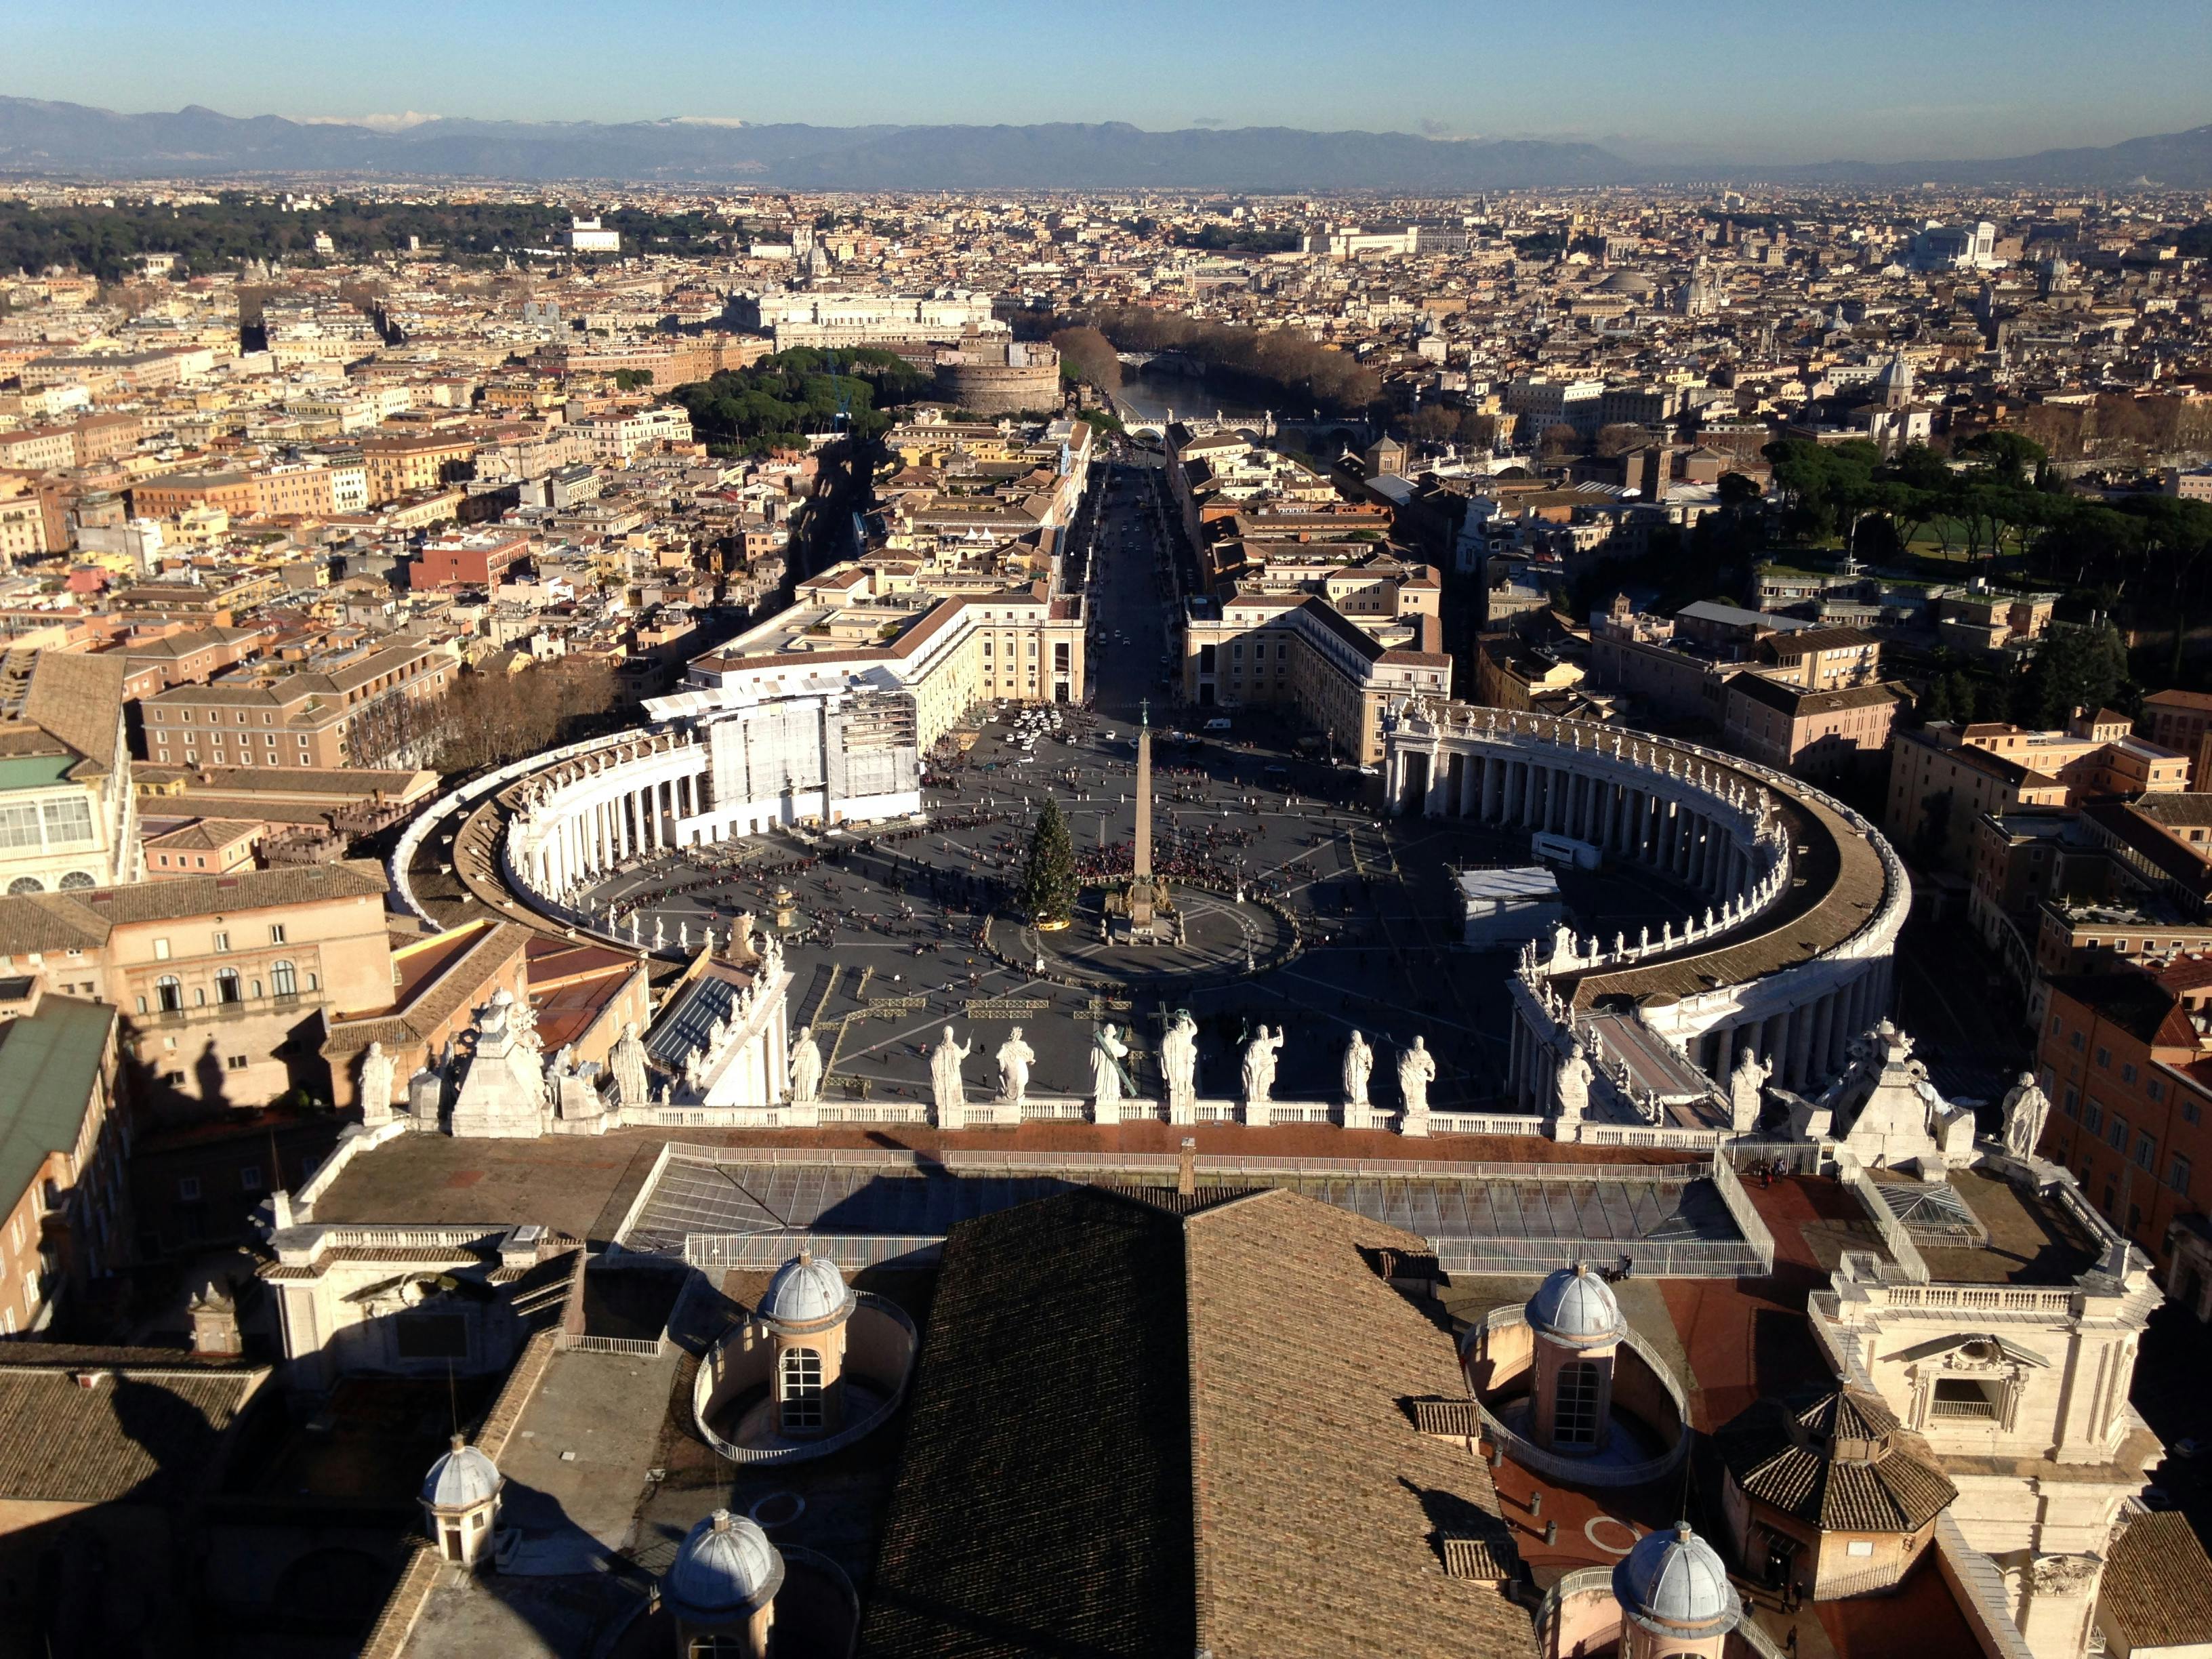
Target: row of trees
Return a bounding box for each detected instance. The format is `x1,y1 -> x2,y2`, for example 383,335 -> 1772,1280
348,660 -> 628,777
1765,437 -> 2212,670
0,197 -> 734,283
669,348 -> 934,455
1075,304 -> 1380,415
1913,623 -> 2136,731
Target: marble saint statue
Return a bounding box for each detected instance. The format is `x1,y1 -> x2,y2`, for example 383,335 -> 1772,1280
1729,1046 -> 1771,1134
1398,1035 -> 1437,1117
787,1025 -> 824,1105
1342,1030 -> 1373,1109
1161,1010 -> 1199,1117
1554,1038 -> 1591,1124
929,1026 -> 971,1124
358,1040 -> 396,1120
1241,1024 -> 1284,1106
1091,1023 -> 1131,1111
2001,1070 -> 2052,1160
996,1027 -> 1036,1105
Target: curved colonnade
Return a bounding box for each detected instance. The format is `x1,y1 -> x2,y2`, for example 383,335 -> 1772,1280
1386,702 -> 1909,1132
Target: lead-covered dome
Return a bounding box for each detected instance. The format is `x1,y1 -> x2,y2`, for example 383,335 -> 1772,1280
666,1509 -> 785,1621
1614,1522 -> 1738,1639
1526,1263 -> 1627,1347
759,1250 -> 855,1334
421,1435 -> 501,1510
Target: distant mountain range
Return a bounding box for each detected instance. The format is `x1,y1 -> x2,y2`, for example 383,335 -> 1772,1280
1,96 -> 2211,192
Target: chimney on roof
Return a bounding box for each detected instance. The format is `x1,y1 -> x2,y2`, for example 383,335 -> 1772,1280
1178,1136 -> 1197,1197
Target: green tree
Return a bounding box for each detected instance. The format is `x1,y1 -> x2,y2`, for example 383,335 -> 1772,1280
2013,623 -> 2132,730
1018,798 -> 1079,928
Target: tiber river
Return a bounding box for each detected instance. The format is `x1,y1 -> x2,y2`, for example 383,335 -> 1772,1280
1111,362 -> 1271,425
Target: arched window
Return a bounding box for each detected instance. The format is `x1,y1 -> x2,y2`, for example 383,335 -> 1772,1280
6,876 -> 43,895
270,960 -> 298,997
155,975 -> 182,1014
56,871 -> 96,890
216,968 -> 242,1005
778,1346 -> 823,1432
1554,1359 -> 1601,1448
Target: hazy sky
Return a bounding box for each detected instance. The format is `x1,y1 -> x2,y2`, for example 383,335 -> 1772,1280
13,0 -> 2212,165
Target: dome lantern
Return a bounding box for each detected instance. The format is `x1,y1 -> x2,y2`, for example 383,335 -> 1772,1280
420,1435 -> 504,1566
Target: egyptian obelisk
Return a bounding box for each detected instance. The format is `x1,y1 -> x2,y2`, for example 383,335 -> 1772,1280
1134,698 -> 1153,882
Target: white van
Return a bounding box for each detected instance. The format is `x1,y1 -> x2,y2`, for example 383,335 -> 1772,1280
1203,717 -> 1233,732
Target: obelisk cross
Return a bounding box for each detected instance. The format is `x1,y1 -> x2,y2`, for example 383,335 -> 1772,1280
1134,699 -> 1153,881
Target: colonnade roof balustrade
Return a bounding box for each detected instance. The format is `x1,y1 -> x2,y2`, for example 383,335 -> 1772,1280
1393,703 -> 1905,1015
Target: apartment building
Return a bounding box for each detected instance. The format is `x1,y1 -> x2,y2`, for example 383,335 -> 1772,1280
355,430 -> 478,504
1722,674 -> 1902,782
140,638 -> 458,770
1181,590 -> 1452,762
0,983 -> 130,1335
2140,689 -> 2212,788
0,861 -> 395,1116
1887,712 -> 2186,869
585,406 -> 694,464
2038,958 -> 2211,1272
0,648 -> 144,895
411,529 -> 529,592
1752,625 -> 1883,690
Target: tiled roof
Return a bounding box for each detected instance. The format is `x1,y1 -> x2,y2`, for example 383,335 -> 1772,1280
859,1185 -> 1531,1659
0,995 -> 115,1209
1715,1385 -> 1957,1534
2102,1511 -> 2212,1650
0,859 -> 388,957
0,1351 -> 266,1504
0,647 -> 125,777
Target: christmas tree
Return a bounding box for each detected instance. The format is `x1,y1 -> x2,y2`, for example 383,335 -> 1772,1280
1019,797 -> 1078,928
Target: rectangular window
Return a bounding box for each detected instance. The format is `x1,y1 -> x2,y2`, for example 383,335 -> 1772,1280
40,797 -> 92,846
225,1054 -> 248,1072
268,924 -> 287,944
2096,1046 -> 2111,1069
2123,1063 -> 2137,1084
2172,1155 -> 2193,1197
2136,1132 -> 2156,1171
2071,1031 -> 2085,1051
1931,1376 -> 2003,1420
2108,1115 -> 2128,1151
212,932 -> 229,954
2084,1100 -> 2103,1133
176,1176 -> 201,1201
0,802 -> 40,850
2150,1080 -> 2165,1102
395,1313 -> 470,1359
152,938 -> 171,961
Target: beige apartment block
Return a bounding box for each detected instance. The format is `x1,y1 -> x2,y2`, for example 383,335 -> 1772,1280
0,861 -> 396,1115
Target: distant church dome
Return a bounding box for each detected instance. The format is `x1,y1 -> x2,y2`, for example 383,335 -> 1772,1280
1526,1263 -> 1627,1347
421,1435 -> 501,1509
1614,1522 -> 1739,1640
666,1509 -> 785,1621
758,1250 -> 856,1334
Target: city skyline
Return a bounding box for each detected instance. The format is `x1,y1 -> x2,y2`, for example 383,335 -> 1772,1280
9,0 -> 2212,169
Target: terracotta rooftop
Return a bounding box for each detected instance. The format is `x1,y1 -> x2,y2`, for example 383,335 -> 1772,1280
2100,1511 -> 2212,1652
858,1185 -> 1532,1659
1715,1385 -> 1957,1534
